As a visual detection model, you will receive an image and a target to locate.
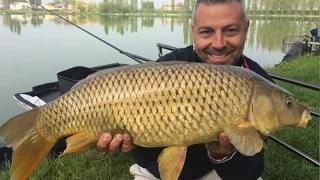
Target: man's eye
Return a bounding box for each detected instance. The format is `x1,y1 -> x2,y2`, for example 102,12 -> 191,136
199,31 -> 211,37
200,31 -> 209,35
225,29 -> 238,36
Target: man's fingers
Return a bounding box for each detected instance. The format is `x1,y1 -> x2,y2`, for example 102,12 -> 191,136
97,133 -> 112,152
121,134 -> 135,152
219,133 -> 236,153
206,132 -> 238,158
97,133 -> 134,155
219,133 -> 231,147
108,134 -> 123,155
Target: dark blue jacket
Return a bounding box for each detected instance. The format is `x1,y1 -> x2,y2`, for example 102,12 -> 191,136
131,45 -> 274,180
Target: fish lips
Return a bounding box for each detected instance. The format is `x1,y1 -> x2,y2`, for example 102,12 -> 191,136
297,109 -> 312,128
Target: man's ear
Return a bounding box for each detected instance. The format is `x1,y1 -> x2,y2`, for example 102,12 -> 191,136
191,24 -> 195,36
245,20 -> 250,34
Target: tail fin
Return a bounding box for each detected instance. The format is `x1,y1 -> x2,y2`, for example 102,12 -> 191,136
0,108 -> 57,180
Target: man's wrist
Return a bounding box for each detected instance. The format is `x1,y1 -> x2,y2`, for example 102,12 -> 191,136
207,151 -> 236,164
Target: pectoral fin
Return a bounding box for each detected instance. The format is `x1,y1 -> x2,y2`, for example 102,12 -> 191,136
157,146 -> 187,180
225,122 -> 263,156
59,133 -> 97,157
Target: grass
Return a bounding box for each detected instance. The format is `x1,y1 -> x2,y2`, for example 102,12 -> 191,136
0,55 -> 319,179
266,55 -> 319,110
0,149 -> 134,179
263,55 -> 319,180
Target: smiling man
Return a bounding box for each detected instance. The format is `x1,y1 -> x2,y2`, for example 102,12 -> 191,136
192,0 -> 249,65
97,0 -> 274,180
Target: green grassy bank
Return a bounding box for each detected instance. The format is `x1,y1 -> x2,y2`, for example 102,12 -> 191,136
263,55 -> 319,180
0,55 -> 319,179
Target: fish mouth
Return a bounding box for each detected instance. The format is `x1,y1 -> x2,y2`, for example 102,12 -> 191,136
298,109 -> 312,127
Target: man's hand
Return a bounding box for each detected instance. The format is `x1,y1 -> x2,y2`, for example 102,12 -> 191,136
205,132 -> 268,159
97,133 -> 135,155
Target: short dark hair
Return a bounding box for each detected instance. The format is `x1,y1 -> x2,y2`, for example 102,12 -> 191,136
192,0 -> 247,24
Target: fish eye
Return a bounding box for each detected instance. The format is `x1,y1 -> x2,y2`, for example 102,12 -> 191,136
285,97 -> 294,107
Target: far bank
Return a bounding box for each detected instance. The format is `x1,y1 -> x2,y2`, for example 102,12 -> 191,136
0,9 -> 319,19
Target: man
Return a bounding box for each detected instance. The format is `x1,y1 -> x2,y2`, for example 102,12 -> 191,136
97,0 -> 273,179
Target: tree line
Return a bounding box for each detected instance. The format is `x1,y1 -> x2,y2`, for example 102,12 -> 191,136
1,0 -> 318,16
247,0 -> 319,14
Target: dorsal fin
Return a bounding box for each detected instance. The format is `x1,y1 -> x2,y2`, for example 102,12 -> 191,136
71,61 -> 188,90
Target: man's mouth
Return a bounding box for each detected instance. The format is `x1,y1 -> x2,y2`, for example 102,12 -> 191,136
208,52 -> 230,59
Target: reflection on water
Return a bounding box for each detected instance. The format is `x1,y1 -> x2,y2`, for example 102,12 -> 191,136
247,16 -> 316,51
2,14 -> 316,52
3,14 -> 44,35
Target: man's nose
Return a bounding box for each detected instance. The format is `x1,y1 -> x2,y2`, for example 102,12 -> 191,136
211,32 -> 226,49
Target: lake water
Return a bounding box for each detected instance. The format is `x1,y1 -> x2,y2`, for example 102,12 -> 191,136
0,14 -> 317,126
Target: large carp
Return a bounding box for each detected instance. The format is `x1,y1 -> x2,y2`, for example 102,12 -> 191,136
0,61 -> 312,180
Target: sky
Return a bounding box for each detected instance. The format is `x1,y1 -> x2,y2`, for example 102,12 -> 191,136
40,0 -> 184,9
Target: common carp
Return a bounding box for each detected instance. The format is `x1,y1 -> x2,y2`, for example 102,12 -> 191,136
0,61 -> 312,180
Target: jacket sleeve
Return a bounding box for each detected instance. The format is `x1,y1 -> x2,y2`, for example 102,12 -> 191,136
213,150 -> 264,180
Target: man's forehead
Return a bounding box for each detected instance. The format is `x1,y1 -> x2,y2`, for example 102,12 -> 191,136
197,24 -> 241,30
193,1 -> 244,26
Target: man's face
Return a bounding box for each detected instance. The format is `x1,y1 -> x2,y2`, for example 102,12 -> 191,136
192,1 -> 250,65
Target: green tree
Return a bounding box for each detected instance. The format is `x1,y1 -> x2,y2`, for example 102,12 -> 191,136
29,0 -> 41,10
247,0 -> 252,13
141,0 -> 154,12
1,0 -> 10,9
76,0 -> 86,13
130,0 -> 137,12
190,0 -> 195,13
98,2 -> 109,13
87,3 -> 97,13
5,0 -> 27,6
98,1 -> 130,14
171,0 -> 175,12
61,0 -> 75,9
184,0 -> 190,13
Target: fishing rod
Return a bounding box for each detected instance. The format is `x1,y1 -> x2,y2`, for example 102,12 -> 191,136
29,1 -> 153,64
275,0 -> 319,27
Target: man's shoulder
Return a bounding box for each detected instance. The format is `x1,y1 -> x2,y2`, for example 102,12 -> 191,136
245,56 -> 274,83
156,45 -> 194,62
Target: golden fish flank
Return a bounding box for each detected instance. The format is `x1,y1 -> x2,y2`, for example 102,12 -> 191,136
0,61 -> 312,180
